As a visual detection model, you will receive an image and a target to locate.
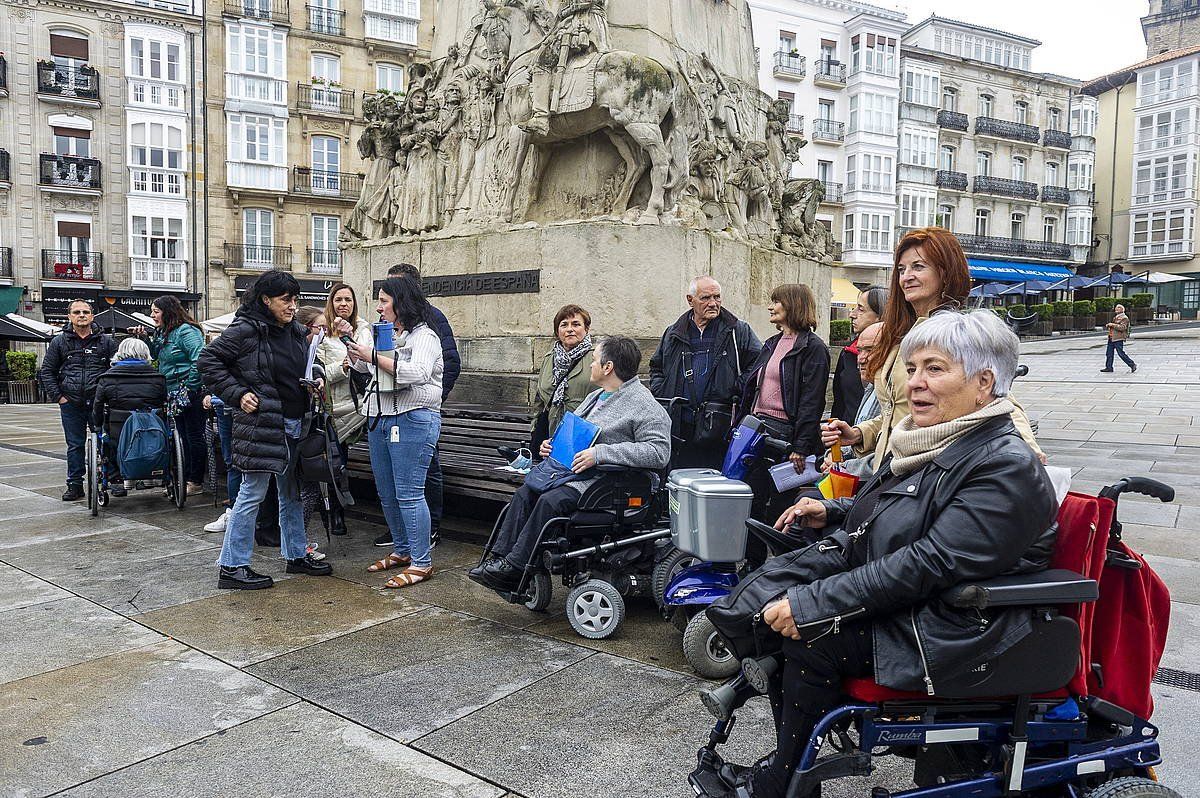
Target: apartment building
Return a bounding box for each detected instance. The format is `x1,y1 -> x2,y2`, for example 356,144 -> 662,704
749,0 -> 908,283
204,0 -> 431,313
1083,45 -> 1200,318
0,0 -> 205,326
897,16 -> 1096,284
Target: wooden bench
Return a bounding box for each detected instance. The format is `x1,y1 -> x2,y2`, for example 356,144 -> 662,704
347,403 -> 531,504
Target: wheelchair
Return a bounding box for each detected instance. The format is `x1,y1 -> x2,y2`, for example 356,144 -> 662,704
478,465 -> 673,640
689,476 -> 1182,798
85,406 -> 187,517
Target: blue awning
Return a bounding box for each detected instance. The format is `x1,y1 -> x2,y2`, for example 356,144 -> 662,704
967,259 -> 1075,283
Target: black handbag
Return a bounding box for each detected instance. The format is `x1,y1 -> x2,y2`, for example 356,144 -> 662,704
296,411 -> 354,506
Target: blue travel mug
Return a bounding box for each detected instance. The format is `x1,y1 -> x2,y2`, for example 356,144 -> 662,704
372,321 -> 395,351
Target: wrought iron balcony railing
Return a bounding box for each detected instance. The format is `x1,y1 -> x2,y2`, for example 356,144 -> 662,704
225,0 -> 290,23
0,247 -> 11,279
935,170 -> 968,191
306,4 -> 344,34
975,116 -> 1040,144
39,154 -> 102,191
1043,129 -> 1071,149
813,60 -> 846,85
1041,185 -> 1070,204
308,248 -> 341,274
42,250 -> 103,281
773,51 -> 806,79
974,175 -> 1039,200
811,119 -> 845,142
297,83 -> 354,115
819,181 -> 843,203
937,110 -> 968,131
37,62 -> 100,101
0,149 -> 9,184
957,234 -> 1071,260
293,167 -> 363,199
786,114 -> 804,134
224,243 -> 292,270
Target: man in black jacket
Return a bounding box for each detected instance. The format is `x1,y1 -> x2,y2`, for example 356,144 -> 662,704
649,276 -> 762,469
198,270 -> 331,590
37,300 -> 117,500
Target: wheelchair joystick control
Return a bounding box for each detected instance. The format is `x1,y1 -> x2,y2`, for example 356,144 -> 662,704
741,655 -> 779,695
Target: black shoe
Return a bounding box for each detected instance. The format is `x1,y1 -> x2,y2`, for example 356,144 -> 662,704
1131,364 -> 1138,373
218,565 -> 273,590
477,558 -> 522,591
1099,368 -> 1114,373
109,484 -> 127,498
467,557 -> 501,585
286,554 -> 333,576
497,445 -> 520,463
374,531 -> 393,546
329,508 -> 348,536
62,484 -> 84,501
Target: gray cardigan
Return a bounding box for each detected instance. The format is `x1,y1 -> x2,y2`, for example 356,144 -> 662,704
568,377 -> 672,493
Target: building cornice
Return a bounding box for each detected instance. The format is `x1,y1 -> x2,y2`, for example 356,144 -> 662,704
901,45 -> 1082,89
2,0 -> 201,32
749,0 -> 906,24
905,14 -> 1040,48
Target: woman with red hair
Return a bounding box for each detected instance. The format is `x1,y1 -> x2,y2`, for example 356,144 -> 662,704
823,227 -> 1044,465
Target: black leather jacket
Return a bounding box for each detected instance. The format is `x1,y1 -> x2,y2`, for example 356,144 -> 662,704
784,415 -> 1057,693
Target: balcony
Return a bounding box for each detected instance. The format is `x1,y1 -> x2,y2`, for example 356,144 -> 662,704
974,175 -> 1038,201
297,83 -> 355,115
39,154 -> 102,193
308,248 -> 341,274
812,60 -> 846,87
811,119 -> 845,143
0,248 -> 10,279
37,62 -> 100,103
363,0 -> 419,46
819,181 -> 843,204
936,110 -> 968,131
127,77 -> 186,111
224,0 -> 290,24
226,74 -> 287,105
42,250 -> 103,282
130,167 -> 185,197
1041,185 -> 1070,204
293,167 -> 363,200
227,162 -> 288,192
974,116 -> 1040,144
132,258 -> 188,289
224,243 -> 293,270
1043,129 -> 1071,149
0,54 -> 7,96
0,149 -> 9,184
957,234 -> 1070,260
935,170 -> 968,191
773,51 -> 806,80
1130,240 -> 1193,260
307,4 -> 345,34
786,114 -> 804,134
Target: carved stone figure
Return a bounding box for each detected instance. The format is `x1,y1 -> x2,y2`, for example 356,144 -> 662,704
345,93 -> 402,240
395,89 -> 444,233
522,0 -> 611,137
726,140 -> 775,236
778,178 -> 838,263
678,140 -> 727,231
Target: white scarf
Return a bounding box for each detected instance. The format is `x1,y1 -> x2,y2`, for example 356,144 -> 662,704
888,398 -> 1015,476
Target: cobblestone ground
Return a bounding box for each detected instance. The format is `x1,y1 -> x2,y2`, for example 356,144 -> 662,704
0,327 -> 1197,797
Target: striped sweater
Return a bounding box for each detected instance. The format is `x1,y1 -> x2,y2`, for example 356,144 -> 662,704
354,323 -> 444,417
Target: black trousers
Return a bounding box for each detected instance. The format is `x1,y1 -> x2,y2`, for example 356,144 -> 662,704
757,620 -> 875,798
492,483 -> 581,568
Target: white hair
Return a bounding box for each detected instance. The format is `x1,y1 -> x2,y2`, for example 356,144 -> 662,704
114,337 -> 152,363
687,275 -> 720,297
900,310 -> 1019,397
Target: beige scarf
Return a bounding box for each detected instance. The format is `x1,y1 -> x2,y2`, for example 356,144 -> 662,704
888,398 -> 1015,476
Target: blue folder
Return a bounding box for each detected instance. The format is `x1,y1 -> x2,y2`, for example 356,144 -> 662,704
549,412 -> 601,466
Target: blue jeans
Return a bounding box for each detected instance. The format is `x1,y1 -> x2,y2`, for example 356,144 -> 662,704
60,401 -> 89,485
1106,340 -> 1136,370
367,409 -> 441,568
217,418 -> 306,567
215,405 -> 243,505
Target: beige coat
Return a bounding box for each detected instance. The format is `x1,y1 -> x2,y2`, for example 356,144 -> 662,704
318,318 -> 372,443
1107,312 -> 1131,342
853,316 -> 1044,468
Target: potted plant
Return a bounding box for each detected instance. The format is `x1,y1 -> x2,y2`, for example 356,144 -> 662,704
1129,293 -> 1154,323
829,318 -> 852,347
1031,303 -> 1054,336
1052,300 -> 1073,332
3,351 -> 40,404
1094,296 -> 1116,327
1072,299 -> 1096,331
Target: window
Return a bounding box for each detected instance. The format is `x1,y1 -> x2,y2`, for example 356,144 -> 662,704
1138,61 -> 1197,105
846,155 -> 856,190
900,190 -> 936,228
847,153 -> 892,192
227,24 -> 286,77
778,31 -> 795,52
55,219 -> 91,263
131,216 -> 186,286
1046,161 -> 1059,186
820,39 -> 836,65
979,94 -> 993,117
1181,280 -> 1199,311
364,12 -> 418,45
50,29 -> 89,67
1133,153 -> 1192,204
229,113 -> 285,164
976,150 -> 991,177
1010,212 -> 1025,239
941,86 -> 957,112
52,126 -> 90,157
849,92 -> 896,135
940,144 -> 956,171
1136,107 -> 1193,152
817,160 -> 833,184
975,208 -> 990,237
311,135 -> 341,192
1014,101 -> 1028,125
777,90 -> 795,110
243,208 -> 275,265
129,37 -> 181,81
936,203 -> 954,229
1048,107 -> 1062,129
1131,208 -> 1193,257
311,215 -> 341,272
843,212 -> 892,251
1070,103 -> 1097,137
1012,156 -> 1026,181
1066,211 -> 1091,246
1043,216 -> 1057,243
901,127 -> 937,167
850,33 -> 896,76
311,52 -> 340,83
376,62 -> 405,93
818,99 -> 833,121
903,66 -> 939,107
130,122 -> 185,195
1068,159 -> 1094,191
844,213 -> 854,250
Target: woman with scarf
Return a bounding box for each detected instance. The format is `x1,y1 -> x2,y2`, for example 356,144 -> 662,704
530,305 -> 596,456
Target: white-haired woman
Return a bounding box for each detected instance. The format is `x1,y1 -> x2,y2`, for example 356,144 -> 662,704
90,337 -> 167,497
708,311 -> 1057,798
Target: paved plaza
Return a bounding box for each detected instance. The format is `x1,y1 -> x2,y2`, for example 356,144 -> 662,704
1,328 -> 1199,797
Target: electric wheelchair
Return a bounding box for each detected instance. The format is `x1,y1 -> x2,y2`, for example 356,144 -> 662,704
86,405 -> 187,517
477,465 -> 674,639
690,476 -> 1181,798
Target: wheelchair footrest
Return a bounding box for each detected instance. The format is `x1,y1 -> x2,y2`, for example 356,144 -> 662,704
788,751 -> 872,797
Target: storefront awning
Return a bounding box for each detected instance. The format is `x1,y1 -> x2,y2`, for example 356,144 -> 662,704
967,259 -> 1075,283
0,287 -> 24,317
830,277 -> 860,306
0,313 -> 53,343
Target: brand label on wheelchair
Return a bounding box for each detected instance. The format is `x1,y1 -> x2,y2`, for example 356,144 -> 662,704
876,729 -> 924,745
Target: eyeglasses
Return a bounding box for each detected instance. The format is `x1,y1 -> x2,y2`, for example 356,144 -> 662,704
308,323 -> 328,331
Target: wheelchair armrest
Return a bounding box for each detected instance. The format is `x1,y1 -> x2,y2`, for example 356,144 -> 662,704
942,569 -> 1098,609
576,467 -> 662,511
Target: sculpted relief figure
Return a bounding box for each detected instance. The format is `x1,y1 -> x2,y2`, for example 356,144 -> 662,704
345,93 -> 402,240
522,0 -> 611,137
778,178 -> 838,263
394,88 -> 444,234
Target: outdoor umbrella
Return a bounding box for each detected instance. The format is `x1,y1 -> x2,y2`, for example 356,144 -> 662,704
0,313 -> 53,343
968,282 -> 1008,299
998,279 -> 1056,297
201,312 -> 236,335
92,306 -> 144,333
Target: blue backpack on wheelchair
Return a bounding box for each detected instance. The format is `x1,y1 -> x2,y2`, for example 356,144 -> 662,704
117,409 -> 170,480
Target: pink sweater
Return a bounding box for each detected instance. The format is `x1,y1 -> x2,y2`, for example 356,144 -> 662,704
753,333 -> 797,421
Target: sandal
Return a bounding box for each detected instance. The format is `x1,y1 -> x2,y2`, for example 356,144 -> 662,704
383,566 -> 434,589
367,553 -> 411,572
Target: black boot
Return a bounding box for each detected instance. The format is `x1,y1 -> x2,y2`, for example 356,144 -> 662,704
62,484 -> 84,501
218,565 -> 273,590
286,554 -> 333,576
329,506 -> 348,536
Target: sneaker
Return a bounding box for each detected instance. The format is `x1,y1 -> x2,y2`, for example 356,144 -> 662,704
203,509 -> 229,534
186,482 -> 204,496
306,542 -> 327,561
62,484 -> 84,501
374,531 -> 393,547
109,484 -> 127,498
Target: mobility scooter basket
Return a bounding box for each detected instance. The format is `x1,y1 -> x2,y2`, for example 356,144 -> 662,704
668,468 -> 754,562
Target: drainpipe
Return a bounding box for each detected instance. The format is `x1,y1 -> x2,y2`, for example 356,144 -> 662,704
199,1 -> 211,318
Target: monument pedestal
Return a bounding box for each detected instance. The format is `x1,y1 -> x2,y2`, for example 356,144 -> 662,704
341,222 -> 829,406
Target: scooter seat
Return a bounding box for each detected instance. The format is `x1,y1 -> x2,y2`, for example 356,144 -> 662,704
842,677 -> 1071,704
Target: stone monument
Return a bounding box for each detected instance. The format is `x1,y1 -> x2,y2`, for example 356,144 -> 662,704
340,0 -> 837,404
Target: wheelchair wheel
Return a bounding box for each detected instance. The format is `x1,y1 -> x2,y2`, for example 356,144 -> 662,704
523,572 -> 553,613
683,612 -> 738,679
1087,777 -> 1182,798
171,426 -> 187,510
566,579 -> 625,639
652,547 -> 700,608
86,434 -> 99,517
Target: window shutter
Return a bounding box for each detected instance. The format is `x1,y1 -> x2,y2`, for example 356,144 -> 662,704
57,221 -> 92,237
50,33 -> 90,60
52,126 -> 91,139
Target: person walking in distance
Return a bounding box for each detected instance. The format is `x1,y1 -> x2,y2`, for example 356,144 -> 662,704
37,300 -> 117,501
1101,303 -> 1137,374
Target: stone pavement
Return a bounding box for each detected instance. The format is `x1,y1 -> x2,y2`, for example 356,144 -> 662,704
1,327 -> 1198,797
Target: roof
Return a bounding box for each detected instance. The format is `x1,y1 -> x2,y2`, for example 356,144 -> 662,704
905,14 -> 1040,48
1081,43 -> 1200,96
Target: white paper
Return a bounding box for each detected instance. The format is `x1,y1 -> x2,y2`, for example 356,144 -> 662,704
305,330 -> 324,381
1045,465 -> 1072,508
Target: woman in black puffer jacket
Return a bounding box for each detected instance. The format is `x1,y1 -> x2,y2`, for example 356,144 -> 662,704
91,337 -> 167,494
